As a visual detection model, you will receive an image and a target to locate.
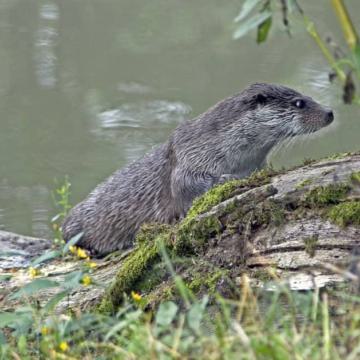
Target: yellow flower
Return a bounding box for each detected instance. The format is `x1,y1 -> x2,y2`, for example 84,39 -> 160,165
131,291 -> 142,302
41,326 -> 49,336
52,223 -> 58,230
81,275 -> 92,286
59,341 -> 69,352
76,247 -> 88,259
69,245 -> 77,254
28,267 -> 41,278
87,261 -> 97,269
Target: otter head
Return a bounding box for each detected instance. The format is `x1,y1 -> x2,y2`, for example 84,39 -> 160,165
241,83 -> 334,139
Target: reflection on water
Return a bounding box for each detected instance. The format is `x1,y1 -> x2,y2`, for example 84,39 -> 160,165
97,101 -> 191,130
117,82 -> 153,95
0,0 -> 359,237
0,181 -> 50,238
94,99 -> 192,163
34,2 -> 58,88
40,3 -> 59,21
0,209 -> 4,231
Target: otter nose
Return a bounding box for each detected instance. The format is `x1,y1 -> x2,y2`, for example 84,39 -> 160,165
326,110 -> 334,124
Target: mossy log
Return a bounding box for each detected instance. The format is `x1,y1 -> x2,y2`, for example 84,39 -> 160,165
1,153 -> 360,312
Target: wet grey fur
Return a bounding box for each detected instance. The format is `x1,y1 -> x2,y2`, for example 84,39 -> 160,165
62,83 -> 334,255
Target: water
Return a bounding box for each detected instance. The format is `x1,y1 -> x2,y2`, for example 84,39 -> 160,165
0,0 -> 359,239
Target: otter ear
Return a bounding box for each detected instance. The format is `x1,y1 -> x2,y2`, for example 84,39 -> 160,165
255,93 -> 267,105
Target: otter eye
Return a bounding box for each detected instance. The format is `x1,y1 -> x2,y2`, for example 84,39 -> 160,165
294,99 -> 305,109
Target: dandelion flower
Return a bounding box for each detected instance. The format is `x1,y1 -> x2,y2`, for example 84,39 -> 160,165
59,341 -> 69,352
82,275 -> 92,286
131,291 -> 142,302
87,261 -> 97,269
28,267 -> 41,278
41,326 -> 49,336
76,247 -> 88,259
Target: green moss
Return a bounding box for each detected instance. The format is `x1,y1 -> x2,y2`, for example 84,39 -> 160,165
142,282 -> 176,308
268,201 -> 285,226
237,199 -> 285,231
186,168 -> 275,221
187,269 -> 227,295
186,180 -> 243,221
98,225 -> 171,313
302,158 -> 315,166
244,167 -> 276,185
187,275 -> 202,293
350,171 -> 360,184
133,263 -> 167,293
143,268 -> 229,308
322,170 -> 333,176
93,153 -> 360,313
304,183 -> 350,207
135,223 -> 170,245
296,178 -> 312,189
176,215 -> 222,253
301,151 -> 359,168
327,201 -> 360,227
251,268 -> 277,282
325,152 -> 352,161
303,236 -> 318,257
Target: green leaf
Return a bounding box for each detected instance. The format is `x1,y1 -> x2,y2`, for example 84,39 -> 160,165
10,279 -> 59,299
17,334 -> 28,357
0,310 -> 33,336
353,44 -> 360,69
62,232 -> 84,255
155,301 -> 178,327
257,15 -> 272,43
11,311 -> 34,337
105,309 -> 142,341
234,0 -> 262,22
62,271 -> 83,289
233,11 -> 272,40
0,250 -> 27,257
0,330 -> 6,345
287,0 -> 303,14
51,213 -> 61,222
0,312 -> 20,327
30,250 -> 62,267
43,290 -> 71,312
0,274 -> 12,282
187,296 -> 208,333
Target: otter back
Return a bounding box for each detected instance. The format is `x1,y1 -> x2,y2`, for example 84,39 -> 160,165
62,143 -> 176,254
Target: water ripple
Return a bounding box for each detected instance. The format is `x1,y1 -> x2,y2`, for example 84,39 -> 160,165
34,3 -> 59,88
31,185 -> 51,239
40,3 -> 59,21
0,208 -> 4,230
117,82 -> 153,95
97,100 -> 191,130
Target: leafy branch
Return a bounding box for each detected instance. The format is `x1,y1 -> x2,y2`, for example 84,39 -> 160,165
233,0 -> 360,104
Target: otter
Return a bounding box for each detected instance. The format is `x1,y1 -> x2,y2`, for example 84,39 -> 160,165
62,83 -> 334,255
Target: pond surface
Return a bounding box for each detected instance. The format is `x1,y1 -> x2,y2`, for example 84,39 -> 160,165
0,0 -> 359,239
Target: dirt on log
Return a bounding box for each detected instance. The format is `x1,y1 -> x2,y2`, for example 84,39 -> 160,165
1,152 -> 360,313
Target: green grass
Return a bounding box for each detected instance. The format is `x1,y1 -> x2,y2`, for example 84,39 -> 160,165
2,175 -> 360,359
1,275 -> 360,359
1,242 -> 360,359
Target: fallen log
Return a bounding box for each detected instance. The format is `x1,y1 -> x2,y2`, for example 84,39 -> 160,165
0,152 -> 359,312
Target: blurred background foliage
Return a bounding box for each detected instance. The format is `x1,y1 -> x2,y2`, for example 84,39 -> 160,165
234,0 -> 360,104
